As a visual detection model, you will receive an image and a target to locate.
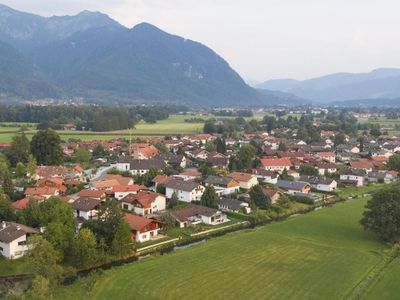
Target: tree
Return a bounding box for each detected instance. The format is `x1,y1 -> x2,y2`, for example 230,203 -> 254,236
26,236 -> 64,288
169,191 -> 179,208
203,120 -> 216,134
361,185 -> 400,242
74,148 -> 91,165
334,132 -> 346,146
299,164 -> 318,176
278,142 -> 287,151
0,188 -> 14,221
156,184 -> 166,194
249,185 -> 271,209
83,200 -> 130,251
92,144 -> 108,158
27,154 -> 37,180
30,129 -> 64,165
215,138 -> 226,154
238,144 -> 256,171
370,127 -> 382,138
70,228 -> 98,268
200,186 -> 219,208
43,222 -> 75,261
24,275 -> 53,300
387,154 -> 400,172
15,162 -> 27,178
279,169 -> 294,181
111,220 -> 134,256
6,132 -> 30,167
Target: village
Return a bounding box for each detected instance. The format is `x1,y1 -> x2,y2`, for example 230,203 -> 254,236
1,108 -> 399,262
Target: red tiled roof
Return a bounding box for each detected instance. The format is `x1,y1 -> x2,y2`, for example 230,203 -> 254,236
229,172 -> 254,182
260,158 -> 292,167
79,190 -> 106,198
112,185 -> 146,193
12,198 -> 30,210
124,213 -> 156,231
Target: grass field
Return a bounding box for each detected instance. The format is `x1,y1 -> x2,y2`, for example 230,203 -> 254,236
365,259 -> 400,299
55,197 -> 393,300
0,113 -> 269,143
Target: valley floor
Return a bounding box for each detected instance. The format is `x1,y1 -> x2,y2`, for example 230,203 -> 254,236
55,197 -> 396,300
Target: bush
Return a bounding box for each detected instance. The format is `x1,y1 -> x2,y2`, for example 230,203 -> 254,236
290,195 -> 315,205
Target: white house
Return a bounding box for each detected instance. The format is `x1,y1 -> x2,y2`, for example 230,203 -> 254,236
121,191 -> 166,216
112,185 -> 146,201
116,158 -> 164,175
299,176 -> 337,192
170,205 -> 229,228
0,222 -> 40,260
204,176 -> 240,196
260,158 -> 292,173
228,172 -> 259,189
124,214 -> 160,243
165,179 -> 205,202
339,168 -> 366,187
72,197 -> 102,220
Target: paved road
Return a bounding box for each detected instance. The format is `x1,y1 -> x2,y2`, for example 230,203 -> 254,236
89,164 -> 118,182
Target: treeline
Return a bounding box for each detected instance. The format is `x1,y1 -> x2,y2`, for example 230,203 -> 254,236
0,104 -> 187,132
211,109 -> 253,117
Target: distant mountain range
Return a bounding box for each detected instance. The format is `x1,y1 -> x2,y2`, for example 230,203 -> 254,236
256,68 -> 400,103
0,4 -> 299,106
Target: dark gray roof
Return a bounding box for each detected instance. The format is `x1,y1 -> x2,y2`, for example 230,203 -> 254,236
165,179 -> 203,192
158,154 -> 184,165
254,169 -> 278,178
129,159 -> 165,170
339,167 -> 367,176
298,175 -> 335,185
218,198 -> 243,211
170,204 -> 218,222
276,180 -> 310,191
0,222 -> 39,243
72,197 -> 102,211
205,176 -> 235,187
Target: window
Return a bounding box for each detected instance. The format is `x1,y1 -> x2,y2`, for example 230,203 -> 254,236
0,246 -> 3,251
18,241 -> 27,246
123,204 -> 129,210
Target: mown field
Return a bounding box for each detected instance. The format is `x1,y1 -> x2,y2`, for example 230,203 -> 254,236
357,116 -> 400,136
55,197 -> 394,300
0,113 -> 268,143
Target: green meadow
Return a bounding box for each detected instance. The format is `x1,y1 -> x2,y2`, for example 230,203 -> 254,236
0,113 -> 268,143
55,197 -> 396,300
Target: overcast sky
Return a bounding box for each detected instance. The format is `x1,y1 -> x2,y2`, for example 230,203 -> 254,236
3,0 -> 400,82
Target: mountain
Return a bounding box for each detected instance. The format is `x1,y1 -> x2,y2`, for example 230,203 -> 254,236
256,68 -> 400,102
0,40 -> 57,99
0,4 -> 299,106
0,4 -> 122,52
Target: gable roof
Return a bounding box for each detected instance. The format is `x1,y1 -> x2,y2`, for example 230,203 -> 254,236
72,197 -> 102,211
276,180 -> 310,191
260,158 -> 292,167
229,172 -> 255,182
121,191 -> 164,208
205,176 -> 237,187
170,204 -> 218,222
0,222 -> 39,243
103,174 -> 133,186
124,213 -> 156,231
165,179 -> 203,192
79,190 -> 106,199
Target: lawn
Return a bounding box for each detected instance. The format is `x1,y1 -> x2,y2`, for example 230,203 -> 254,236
55,197 -> 389,300
366,259 -> 400,299
0,257 -> 28,276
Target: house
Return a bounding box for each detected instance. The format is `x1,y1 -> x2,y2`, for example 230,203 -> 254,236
121,191 -> 166,215
116,158 -> 165,175
72,197 -> 102,220
252,169 -> 279,184
170,204 -> 229,228
367,171 -> 398,184
124,213 -> 160,243
350,159 -> 374,173
152,175 -> 174,189
204,176 -> 240,195
112,185 -> 147,200
131,144 -> 159,160
91,179 -> 120,190
78,189 -> 106,200
260,158 -> 292,173
339,168 -> 366,187
175,170 -> 202,181
158,154 -> 187,168
316,152 -> 336,163
34,166 -> 68,180
103,174 -> 134,186
276,180 -> 311,194
228,172 -> 259,189
0,221 -> 40,260
298,176 -> 337,192
165,180 -> 205,202
24,187 -> 59,199
218,198 -> 250,213
315,163 -> 337,176
263,189 -> 281,204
